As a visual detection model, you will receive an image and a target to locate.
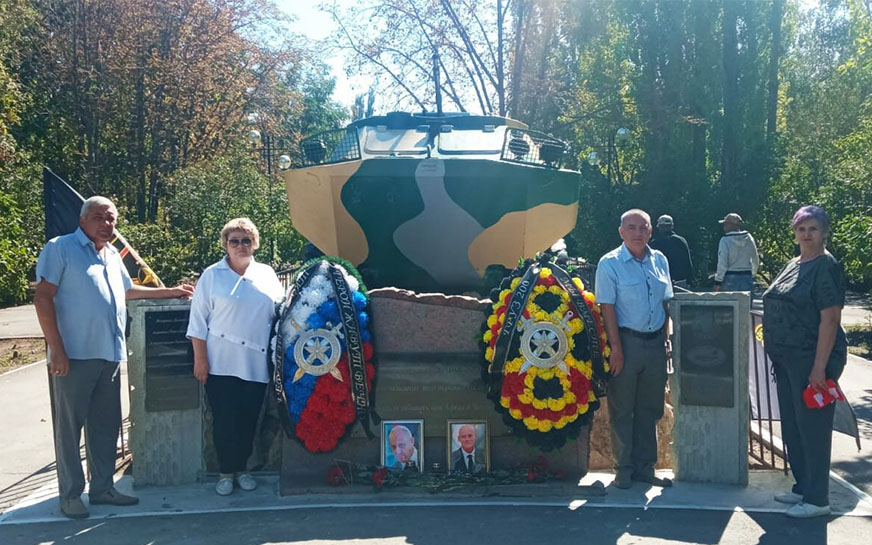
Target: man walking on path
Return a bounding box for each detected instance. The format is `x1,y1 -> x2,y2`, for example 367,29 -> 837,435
33,196 -> 193,519
595,209 -> 673,490
714,213 -> 759,293
650,215 -> 693,289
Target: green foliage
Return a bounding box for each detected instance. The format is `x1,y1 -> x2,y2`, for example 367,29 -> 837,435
117,221 -> 196,287
120,148 -> 306,286
0,191 -> 32,304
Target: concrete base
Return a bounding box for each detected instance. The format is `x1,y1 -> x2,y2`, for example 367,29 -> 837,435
4,470 -> 872,525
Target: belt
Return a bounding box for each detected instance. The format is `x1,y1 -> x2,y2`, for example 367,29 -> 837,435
724,270 -> 752,276
618,327 -> 662,340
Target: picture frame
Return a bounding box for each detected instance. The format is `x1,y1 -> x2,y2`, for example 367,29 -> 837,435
381,419 -> 424,472
446,420 -> 489,474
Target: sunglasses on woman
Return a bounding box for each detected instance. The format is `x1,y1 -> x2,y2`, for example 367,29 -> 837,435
227,237 -> 252,248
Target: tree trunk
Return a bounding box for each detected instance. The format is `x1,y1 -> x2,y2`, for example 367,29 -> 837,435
720,0 -> 739,205
508,0 -> 526,117
766,0 -> 784,147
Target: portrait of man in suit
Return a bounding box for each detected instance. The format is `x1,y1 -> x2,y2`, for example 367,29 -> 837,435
449,422 -> 488,474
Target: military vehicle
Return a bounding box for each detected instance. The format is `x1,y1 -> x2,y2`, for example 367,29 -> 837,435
281,111 -> 581,293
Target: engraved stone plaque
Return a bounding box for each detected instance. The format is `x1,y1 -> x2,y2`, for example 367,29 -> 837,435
678,304 -> 735,408
355,352 -> 507,438
144,310 -> 198,412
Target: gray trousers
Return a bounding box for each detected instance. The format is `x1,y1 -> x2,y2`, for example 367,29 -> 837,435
608,330 -> 667,477
51,358 -> 121,500
770,350 -> 840,507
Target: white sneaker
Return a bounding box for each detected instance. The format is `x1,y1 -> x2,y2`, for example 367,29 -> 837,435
774,491 -> 803,504
215,477 -> 234,496
785,502 -> 831,518
236,473 -> 257,491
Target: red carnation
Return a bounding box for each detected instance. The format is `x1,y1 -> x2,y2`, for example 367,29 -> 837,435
326,465 -> 346,486
373,467 -> 388,489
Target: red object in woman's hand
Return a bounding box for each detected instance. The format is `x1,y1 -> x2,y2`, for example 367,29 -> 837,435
802,380 -> 846,409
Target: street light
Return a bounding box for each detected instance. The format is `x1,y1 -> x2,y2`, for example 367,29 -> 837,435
247,128 -> 292,264
587,151 -> 600,166
586,127 -> 632,183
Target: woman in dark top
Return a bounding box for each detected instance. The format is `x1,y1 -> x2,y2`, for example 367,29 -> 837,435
762,205 -> 847,519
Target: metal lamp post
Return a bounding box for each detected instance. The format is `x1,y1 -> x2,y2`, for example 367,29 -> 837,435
586,127 -> 631,183
247,129 -> 291,264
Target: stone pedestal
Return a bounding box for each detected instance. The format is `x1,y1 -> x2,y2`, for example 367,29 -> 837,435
127,299 -> 203,486
669,292 -> 750,485
280,288 -> 591,493
588,397 -> 675,471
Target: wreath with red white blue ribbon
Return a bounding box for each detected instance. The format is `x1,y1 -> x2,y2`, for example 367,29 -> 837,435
274,258 -> 378,452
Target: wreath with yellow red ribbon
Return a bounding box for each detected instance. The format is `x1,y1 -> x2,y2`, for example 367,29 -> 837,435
482,257 -> 611,450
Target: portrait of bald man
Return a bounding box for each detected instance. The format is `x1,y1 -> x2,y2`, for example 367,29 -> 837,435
383,421 -> 422,472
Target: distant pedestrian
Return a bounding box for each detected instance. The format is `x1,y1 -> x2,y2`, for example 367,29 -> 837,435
34,196 -> 194,519
714,213 -> 759,293
650,215 -> 693,289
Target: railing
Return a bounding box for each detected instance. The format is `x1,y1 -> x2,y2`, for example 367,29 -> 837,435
500,128 -> 567,169
299,128 -> 361,167
276,266 -> 300,291
748,310 -> 789,472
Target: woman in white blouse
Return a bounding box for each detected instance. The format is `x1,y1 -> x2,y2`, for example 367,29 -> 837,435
187,218 -> 283,496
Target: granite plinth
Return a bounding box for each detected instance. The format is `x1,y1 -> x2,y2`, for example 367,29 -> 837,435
281,288 -> 591,493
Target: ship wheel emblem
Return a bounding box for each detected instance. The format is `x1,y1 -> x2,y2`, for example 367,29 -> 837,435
292,324 -> 343,382
518,315 -> 571,374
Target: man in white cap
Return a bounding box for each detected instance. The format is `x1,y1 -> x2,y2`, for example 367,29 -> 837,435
714,213 -> 759,293
650,215 -> 693,289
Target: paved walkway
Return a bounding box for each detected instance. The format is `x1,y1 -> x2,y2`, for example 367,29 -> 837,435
0,305 -> 41,339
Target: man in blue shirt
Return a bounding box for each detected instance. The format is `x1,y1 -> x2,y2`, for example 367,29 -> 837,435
595,209 -> 673,489
34,196 -> 193,519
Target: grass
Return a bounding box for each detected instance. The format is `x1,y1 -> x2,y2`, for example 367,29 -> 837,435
0,338 -> 45,374
846,325 -> 872,360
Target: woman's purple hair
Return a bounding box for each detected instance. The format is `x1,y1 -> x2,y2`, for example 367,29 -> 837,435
791,205 -> 829,232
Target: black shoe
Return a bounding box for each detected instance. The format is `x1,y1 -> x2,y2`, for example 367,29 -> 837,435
631,473 -> 673,487
613,472 -> 632,489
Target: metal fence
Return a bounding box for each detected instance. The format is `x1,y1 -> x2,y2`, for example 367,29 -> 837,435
748,310 -> 789,471
500,128 -> 567,169
298,128 -> 361,167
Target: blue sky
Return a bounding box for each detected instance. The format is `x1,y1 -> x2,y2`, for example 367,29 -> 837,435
276,1 -> 362,107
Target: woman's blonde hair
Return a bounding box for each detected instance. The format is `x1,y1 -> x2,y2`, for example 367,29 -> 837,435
220,217 -> 260,250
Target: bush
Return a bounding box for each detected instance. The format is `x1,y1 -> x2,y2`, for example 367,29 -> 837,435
0,191 -> 33,304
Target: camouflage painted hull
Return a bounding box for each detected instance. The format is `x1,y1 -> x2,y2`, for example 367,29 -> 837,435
283,157 -> 579,292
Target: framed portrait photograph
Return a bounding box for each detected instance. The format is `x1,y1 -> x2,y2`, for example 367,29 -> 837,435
381,420 -> 424,472
447,420 -> 489,474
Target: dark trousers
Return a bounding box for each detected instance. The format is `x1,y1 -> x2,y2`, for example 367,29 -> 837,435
205,374 -> 266,474
608,330 -> 667,477
771,351 -> 839,507
51,359 -> 121,500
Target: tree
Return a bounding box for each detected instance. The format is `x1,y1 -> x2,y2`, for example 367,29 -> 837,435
329,0 -> 519,115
